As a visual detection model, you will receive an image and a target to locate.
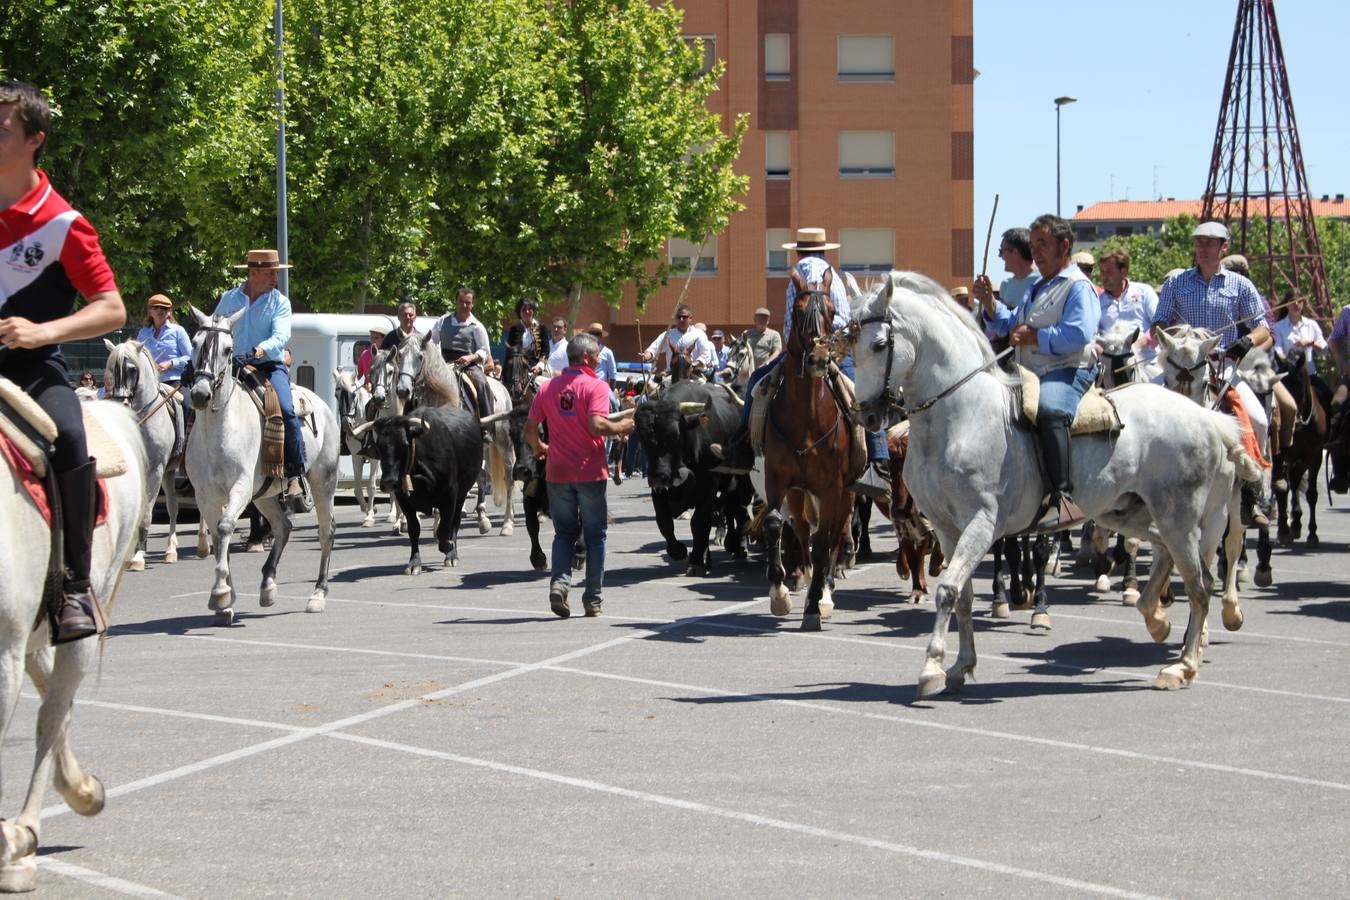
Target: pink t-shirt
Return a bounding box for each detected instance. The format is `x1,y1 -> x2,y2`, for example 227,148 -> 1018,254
527,366 -> 611,483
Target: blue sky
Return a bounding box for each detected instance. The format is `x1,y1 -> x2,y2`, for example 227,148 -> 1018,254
972,0 -> 1350,273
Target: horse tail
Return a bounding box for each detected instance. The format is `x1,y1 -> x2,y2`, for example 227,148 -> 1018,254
1206,409 -> 1263,484
488,438 -> 509,508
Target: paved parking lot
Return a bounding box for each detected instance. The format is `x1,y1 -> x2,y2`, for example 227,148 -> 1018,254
9,479 -> 1349,897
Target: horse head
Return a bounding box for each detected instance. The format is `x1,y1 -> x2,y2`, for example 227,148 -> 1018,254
1156,325 -> 1221,405
723,336 -> 754,388
188,304 -> 247,412
103,338 -> 158,409
789,268 -> 836,377
1236,346 -> 1285,397
1097,324 -> 1144,389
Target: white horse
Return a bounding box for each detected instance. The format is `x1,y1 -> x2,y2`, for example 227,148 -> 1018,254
104,339 -> 184,569
185,306 -> 340,625
334,368 -> 385,527
0,400 -> 148,891
851,271 -> 1261,695
394,331 -> 516,536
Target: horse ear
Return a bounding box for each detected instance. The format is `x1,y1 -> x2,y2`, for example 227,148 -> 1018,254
225,307 -> 247,328
1155,328 -> 1176,354
104,338 -> 116,353
1200,334 -> 1223,358
1127,326 -> 1140,347
190,304 -> 211,327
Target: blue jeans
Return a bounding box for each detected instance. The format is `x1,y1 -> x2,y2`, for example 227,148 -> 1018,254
241,359 -> 306,473
740,354 -> 889,462
547,480 -> 609,601
1037,365 -> 1098,425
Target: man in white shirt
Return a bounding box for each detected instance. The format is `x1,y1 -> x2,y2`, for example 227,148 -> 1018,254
1096,247 -> 1158,358
639,303 -> 714,373
545,317 -> 570,374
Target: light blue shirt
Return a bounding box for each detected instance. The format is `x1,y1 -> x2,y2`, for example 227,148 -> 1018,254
212,285 -> 291,364
999,271 -> 1039,309
595,345 -> 617,383
783,255 -> 850,340
136,321 -> 192,381
984,264 -> 1100,360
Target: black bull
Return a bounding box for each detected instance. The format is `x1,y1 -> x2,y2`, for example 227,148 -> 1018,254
365,406 -> 484,576
634,382 -> 752,576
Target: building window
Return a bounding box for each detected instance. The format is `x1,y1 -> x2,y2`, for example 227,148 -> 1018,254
765,131 -> 789,178
838,131 -> 894,177
1115,225 -> 1133,237
683,36 -> 716,78
766,229 -> 790,273
839,228 -> 894,274
764,33 -> 790,81
838,35 -> 894,82
295,365 -> 316,391
669,236 -> 717,274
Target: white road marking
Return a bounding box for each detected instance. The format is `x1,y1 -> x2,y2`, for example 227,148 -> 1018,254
326,730 -> 1171,900
37,857 -> 180,897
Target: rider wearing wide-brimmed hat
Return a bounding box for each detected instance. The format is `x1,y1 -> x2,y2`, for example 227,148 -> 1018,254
212,248 -> 310,508
713,227 -> 890,499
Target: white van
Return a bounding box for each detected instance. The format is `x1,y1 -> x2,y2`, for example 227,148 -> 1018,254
286,312 -> 439,489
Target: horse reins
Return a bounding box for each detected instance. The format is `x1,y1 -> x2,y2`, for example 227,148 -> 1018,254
854,311 -> 1012,416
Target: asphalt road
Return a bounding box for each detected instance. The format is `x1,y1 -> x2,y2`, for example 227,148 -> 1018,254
8,477 -> 1349,898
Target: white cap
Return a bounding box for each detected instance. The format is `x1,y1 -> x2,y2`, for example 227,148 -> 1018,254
1192,221 -> 1231,241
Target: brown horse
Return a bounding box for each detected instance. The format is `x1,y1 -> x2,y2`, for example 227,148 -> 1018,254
762,268 -> 857,630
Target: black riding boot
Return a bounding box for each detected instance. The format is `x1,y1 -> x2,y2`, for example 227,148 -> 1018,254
53,459 -> 101,644
1035,419 -> 1085,531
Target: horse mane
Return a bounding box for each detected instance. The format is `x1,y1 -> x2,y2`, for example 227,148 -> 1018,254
335,369 -> 358,395
419,337 -> 462,408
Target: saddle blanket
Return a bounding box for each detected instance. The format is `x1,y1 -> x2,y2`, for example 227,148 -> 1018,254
0,433 -> 110,529
1019,366 -> 1121,436
0,376 -> 128,478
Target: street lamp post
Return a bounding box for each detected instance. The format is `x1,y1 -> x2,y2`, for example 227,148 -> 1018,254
274,0 -> 290,296
1054,96 -> 1077,218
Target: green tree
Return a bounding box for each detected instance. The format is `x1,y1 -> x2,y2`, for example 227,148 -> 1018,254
425,0 -> 748,327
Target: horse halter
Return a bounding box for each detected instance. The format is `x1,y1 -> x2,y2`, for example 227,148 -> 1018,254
192,322 -> 236,412
854,312 -> 900,414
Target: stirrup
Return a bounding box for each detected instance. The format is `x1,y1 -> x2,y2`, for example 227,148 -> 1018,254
1035,494 -> 1085,531
849,465 -> 889,500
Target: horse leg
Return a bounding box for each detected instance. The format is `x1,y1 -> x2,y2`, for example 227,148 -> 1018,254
1087,522 -> 1112,593
196,517 -> 210,557
0,646 -> 38,888
1010,536 -> 1033,611
1154,537 -> 1213,690
1219,486 -> 1245,632
128,496 -> 150,571
800,515 -> 835,632
362,461 -> 379,527
1304,464 -> 1319,545
1135,546 -> 1175,644
944,578 -> 978,692
765,509 -> 791,617
1275,469 -> 1292,545
788,496 -> 814,590
475,473 -> 491,534
256,496 -> 291,608
208,489 -> 250,622
498,472 -> 515,538
820,501 -> 852,619
306,468 -> 335,612
918,519 -> 995,699
1030,535 -> 1051,630
163,473 -> 180,563
1120,536 -> 1141,607
23,647 -> 103,818
525,490 -> 547,571
1253,521 -> 1274,588
990,537 -> 1011,619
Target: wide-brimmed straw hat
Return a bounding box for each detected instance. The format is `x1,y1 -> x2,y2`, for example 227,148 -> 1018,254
232,249 -> 293,270
782,227 -> 840,252
147,293 -> 174,309
585,322 -> 609,338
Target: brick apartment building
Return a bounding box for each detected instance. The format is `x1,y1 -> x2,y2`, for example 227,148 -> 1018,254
564,0 -> 975,360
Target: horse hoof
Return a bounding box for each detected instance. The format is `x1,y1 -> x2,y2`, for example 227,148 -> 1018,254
259,586 -> 276,608
1011,591 -> 1033,612
1254,566 -> 1273,588
1277,528 -> 1292,546
1307,533 -> 1319,546
1145,614 -> 1171,644
406,564 -> 421,576
1095,574 -> 1111,593
0,856 -> 37,893
1122,589 -> 1140,608
1050,560 -> 1062,577
800,614 -> 822,632
208,589 -> 232,611
1152,664 -> 1194,691
213,608 -> 235,627
127,558 -> 145,572
1236,565 -> 1248,586
944,666 -> 970,693
1222,603 -> 1244,631
990,601 -> 1010,619
59,773 -> 105,817
305,595 -> 326,613
916,665 -> 947,700
818,595 -> 834,618
500,523 -> 514,537
164,550 -> 178,564
668,544 -> 688,561
1030,611 -> 1051,631
769,585 -> 792,617
1291,524 -> 1302,541
445,555 -> 459,568
477,518 -> 492,535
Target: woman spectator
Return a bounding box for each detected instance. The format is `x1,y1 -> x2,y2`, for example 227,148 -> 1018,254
136,293 -> 192,386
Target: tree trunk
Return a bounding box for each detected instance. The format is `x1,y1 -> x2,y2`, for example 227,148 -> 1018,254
352,196 -> 374,313
565,282 -> 584,331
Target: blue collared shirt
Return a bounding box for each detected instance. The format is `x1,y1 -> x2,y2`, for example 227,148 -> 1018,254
1155,267 -> 1266,349
984,264 -> 1099,358
595,345 -> 617,383
783,255 -> 850,340
136,321 -> 193,380
212,285 -> 291,364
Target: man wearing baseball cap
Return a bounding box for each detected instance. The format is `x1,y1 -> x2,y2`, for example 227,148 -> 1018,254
1153,219 -> 1273,524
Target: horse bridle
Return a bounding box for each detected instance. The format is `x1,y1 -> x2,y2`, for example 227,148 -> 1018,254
192,322 -> 236,413
853,310 -> 1010,416
108,344 -> 154,405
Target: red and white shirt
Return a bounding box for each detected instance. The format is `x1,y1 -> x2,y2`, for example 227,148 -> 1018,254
1,171 -> 117,366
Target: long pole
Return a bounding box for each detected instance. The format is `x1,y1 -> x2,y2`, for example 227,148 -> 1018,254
1055,103 -> 1062,217
274,0 -> 290,296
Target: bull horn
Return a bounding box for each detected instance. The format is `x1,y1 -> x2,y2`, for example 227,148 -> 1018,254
479,410 -> 512,426
678,401 -> 705,414
350,421 -> 376,438
607,407 -> 636,421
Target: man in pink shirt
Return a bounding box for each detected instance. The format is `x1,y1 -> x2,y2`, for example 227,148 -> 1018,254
526,332 -> 634,617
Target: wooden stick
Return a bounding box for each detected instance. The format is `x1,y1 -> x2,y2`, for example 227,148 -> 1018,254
980,194 -> 1000,279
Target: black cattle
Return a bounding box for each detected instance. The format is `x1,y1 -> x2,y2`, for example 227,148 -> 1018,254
633,381 -> 751,576
367,406 -> 484,575
508,406 -> 585,573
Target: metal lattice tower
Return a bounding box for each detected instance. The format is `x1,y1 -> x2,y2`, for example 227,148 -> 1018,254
1201,0 -> 1331,318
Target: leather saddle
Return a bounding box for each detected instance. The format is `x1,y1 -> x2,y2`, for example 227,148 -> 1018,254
0,376 -> 127,479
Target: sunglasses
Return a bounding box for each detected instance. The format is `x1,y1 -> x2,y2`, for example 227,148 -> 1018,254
676,314 -> 691,320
